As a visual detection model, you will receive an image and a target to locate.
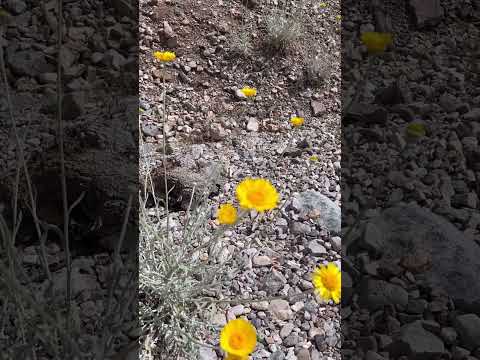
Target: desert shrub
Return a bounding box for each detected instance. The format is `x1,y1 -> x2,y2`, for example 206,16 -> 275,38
304,52 -> 332,88
264,11 -> 302,51
229,26 -> 252,57
139,149 -> 240,358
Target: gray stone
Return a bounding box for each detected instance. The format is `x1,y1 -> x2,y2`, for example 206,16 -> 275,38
142,123 -> 161,137
211,312 -> 227,326
311,101 -> 326,117
388,321 -> 445,358
358,279 -> 408,311
246,117 -> 259,132
292,191 -> 341,235
296,348 -> 311,360
5,0 -> 27,14
109,0 -> 135,17
463,108 -> 480,122
330,236 -> 341,251
7,50 -> 54,77
365,204 -> 480,311
283,333 -> 299,347
37,72 -> 57,84
280,323 -> 294,339
62,92 -> 85,120
307,240 -> 327,256
270,351 -> 286,360
47,267 -> 99,299
451,346 -> 471,360
268,299 -> 293,321
199,346 -> 218,360
345,103 -> 388,124
360,222 -> 386,255
290,221 -> 312,235
253,255 -> 273,267
409,0 -> 444,28
440,92 -> 460,112
407,299 -> 428,314
228,304 -> 247,317
454,314 -> 480,350
440,327 -> 458,345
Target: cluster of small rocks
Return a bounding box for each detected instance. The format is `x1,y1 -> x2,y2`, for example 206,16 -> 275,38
0,0 -> 139,357
0,243 -> 138,358
342,0 -> 480,359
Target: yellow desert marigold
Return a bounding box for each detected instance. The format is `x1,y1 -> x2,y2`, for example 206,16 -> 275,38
217,203 -> 238,225
240,87 -> 257,98
236,178 -> 279,212
309,155 -> 319,162
312,262 -> 341,304
360,32 -> 393,54
220,319 -> 257,359
0,7 -> 10,17
406,122 -> 426,138
290,116 -> 305,127
153,50 -> 176,62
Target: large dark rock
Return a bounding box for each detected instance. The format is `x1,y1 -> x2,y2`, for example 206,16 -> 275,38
409,0 -> 444,28
361,204 -> 480,312
387,321 -> 445,359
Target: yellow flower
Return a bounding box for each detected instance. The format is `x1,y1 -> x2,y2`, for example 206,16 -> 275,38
235,178 -> 279,212
217,203 -> 238,225
406,122 -> 426,138
309,155 -> 319,162
312,262 -> 341,304
153,51 -> 176,62
336,15 -> 341,20
0,7 -> 9,17
319,2 -> 327,8
240,87 -> 257,98
360,32 -> 393,54
220,319 -> 257,358
290,116 -> 305,127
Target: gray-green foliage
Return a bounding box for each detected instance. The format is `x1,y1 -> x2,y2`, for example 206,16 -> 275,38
139,158 -> 239,359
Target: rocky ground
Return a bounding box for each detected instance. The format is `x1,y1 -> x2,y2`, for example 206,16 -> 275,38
342,0 -> 480,359
0,0 -> 139,358
139,0 -> 341,359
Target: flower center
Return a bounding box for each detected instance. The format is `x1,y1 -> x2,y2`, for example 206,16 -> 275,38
247,191 -> 264,205
229,333 -> 244,350
321,272 -> 338,291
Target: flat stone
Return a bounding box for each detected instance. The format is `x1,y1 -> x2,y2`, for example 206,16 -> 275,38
409,0 -> 444,28
307,240 -> 327,256
269,299 -> 293,321
292,191 -> 341,235
463,108 -> 480,122
358,279 -> 408,311
454,314 -> 480,350
7,50 -> 54,77
366,204 -> 480,311
311,101 -> 326,117
296,348 -> 311,360
246,117 -> 259,132
199,346 -> 218,360
345,103 -> 388,124
280,323 -> 295,339
283,333 -> 300,347
253,255 -> 273,267
388,321 -> 445,358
